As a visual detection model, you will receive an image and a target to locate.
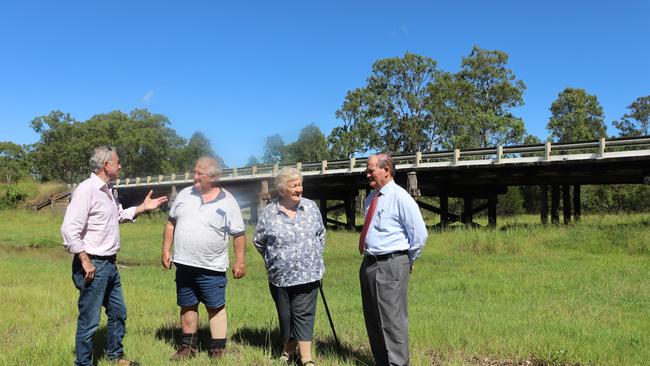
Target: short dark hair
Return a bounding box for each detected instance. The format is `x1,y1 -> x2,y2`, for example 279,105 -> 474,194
375,153 -> 394,177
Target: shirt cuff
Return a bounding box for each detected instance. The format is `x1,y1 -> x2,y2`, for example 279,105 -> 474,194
408,247 -> 423,262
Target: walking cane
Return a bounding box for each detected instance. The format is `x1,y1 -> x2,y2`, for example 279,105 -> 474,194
318,280 -> 342,353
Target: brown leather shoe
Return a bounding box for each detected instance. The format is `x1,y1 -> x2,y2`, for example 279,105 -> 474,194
209,346 -> 226,359
170,344 -> 198,360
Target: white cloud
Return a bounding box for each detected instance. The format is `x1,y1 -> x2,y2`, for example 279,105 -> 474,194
390,25 -> 410,37
141,90 -> 155,103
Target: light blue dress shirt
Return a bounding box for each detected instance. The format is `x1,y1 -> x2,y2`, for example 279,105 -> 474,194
362,180 -> 428,262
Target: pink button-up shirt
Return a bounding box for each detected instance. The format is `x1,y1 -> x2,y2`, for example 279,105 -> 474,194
61,173 -> 136,256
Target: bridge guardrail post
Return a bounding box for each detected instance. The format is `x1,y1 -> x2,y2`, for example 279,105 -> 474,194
158,175 -> 163,182
252,165 -> 257,176
545,142 -> 551,161
496,146 -> 503,163
453,149 -> 460,165
233,167 -> 238,178
416,152 -> 421,167
273,164 -> 279,176
349,158 -> 355,171
296,162 -> 302,171
599,138 -> 606,158
184,172 -> 190,180
321,160 -> 327,174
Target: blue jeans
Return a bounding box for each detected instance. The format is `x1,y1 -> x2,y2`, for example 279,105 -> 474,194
72,256 -> 127,366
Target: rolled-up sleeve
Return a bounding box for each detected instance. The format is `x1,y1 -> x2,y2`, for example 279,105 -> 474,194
118,205 -> 136,223
61,187 -> 91,254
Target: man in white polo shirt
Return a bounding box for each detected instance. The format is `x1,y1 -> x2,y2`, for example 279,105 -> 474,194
161,156 -> 246,360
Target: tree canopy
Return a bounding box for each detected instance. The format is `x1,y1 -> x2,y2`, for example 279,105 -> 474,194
547,88 -> 607,142
613,95 -> 650,137
330,47 -> 528,156
28,109 -> 223,182
430,46 -> 526,149
0,142 -> 30,183
262,124 -> 329,164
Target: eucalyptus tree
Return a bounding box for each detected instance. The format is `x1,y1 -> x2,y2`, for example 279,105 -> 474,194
0,142 -> 30,183
29,110 -> 87,182
328,88 -> 378,159
262,134 -> 286,165
331,52 -> 440,155
613,95 -> 649,137
547,87 -> 606,142
429,46 -> 526,150
284,123 -> 329,163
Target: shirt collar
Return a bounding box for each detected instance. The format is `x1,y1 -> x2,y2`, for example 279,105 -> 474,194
90,173 -> 109,191
191,186 -> 226,203
376,179 -> 397,196
273,197 -> 306,214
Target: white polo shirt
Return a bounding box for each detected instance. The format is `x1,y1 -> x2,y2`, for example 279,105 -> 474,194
169,186 -> 245,272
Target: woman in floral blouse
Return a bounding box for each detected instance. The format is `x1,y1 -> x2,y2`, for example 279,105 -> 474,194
254,167 -> 325,366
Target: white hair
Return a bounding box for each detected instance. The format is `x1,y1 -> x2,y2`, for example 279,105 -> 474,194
195,156 -> 221,185
275,167 -> 302,191
89,146 -> 116,173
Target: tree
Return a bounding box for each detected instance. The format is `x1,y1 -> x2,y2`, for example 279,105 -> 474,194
613,95 -> 650,137
262,134 -> 286,164
0,142 -> 30,183
334,53 -> 440,154
285,123 -> 329,163
329,89 -> 378,159
174,132 -> 223,172
245,155 -> 261,167
29,110 -> 87,182
429,46 -> 526,149
547,88 -> 606,142
29,109 -> 220,182
84,109 -> 179,178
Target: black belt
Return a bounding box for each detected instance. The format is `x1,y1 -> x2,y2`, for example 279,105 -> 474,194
86,254 -> 117,263
365,250 -> 408,262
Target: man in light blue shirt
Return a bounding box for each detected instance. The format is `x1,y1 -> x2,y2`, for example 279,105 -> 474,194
359,153 -> 428,366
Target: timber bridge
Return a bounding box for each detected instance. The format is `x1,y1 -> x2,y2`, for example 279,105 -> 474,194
58,136 -> 650,229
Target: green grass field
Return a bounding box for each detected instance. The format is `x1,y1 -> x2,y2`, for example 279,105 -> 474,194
0,210 -> 649,365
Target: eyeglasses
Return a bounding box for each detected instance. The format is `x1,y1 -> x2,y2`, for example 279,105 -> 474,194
103,146 -> 115,165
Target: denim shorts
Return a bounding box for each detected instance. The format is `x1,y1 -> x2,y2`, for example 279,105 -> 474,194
175,263 -> 227,309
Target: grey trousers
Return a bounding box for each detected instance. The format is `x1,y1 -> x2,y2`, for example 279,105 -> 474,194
360,253 -> 410,366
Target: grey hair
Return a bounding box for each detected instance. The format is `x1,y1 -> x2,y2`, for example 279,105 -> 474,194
89,146 -> 116,173
275,167 -> 302,191
195,156 -> 221,185
374,153 -> 395,177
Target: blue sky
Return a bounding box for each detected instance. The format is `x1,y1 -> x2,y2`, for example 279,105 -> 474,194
1,1 -> 648,167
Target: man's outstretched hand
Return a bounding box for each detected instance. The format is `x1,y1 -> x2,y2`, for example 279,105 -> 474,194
137,190 -> 168,214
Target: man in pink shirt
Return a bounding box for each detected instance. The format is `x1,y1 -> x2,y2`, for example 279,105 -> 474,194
61,146 -> 167,366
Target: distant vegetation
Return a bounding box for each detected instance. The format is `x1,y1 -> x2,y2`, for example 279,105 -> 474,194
1,45 -> 649,211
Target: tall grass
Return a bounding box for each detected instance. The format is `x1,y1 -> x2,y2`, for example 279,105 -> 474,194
0,211 -> 648,365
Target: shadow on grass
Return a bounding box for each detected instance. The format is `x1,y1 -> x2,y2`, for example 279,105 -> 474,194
231,326 -> 374,365
154,325 -> 214,351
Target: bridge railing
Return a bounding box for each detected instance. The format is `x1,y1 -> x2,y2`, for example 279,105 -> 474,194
112,136 -> 650,187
